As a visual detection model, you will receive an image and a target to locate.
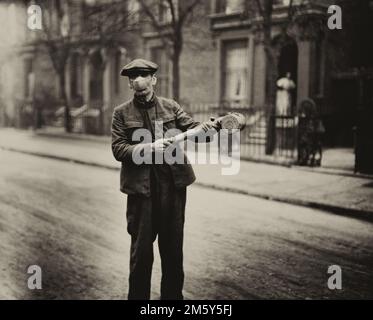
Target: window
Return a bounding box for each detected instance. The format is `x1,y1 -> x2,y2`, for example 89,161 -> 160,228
158,0 -> 178,23
216,0 -> 245,14
315,40 -> 324,96
151,47 -> 170,97
114,50 -> 122,95
24,58 -> 34,98
222,40 -> 249,103
128,0 -> 140,23
274,0 -> 301,6
8,4 -> 18,44
70,53 -> 81,99
89,51 -> 104,101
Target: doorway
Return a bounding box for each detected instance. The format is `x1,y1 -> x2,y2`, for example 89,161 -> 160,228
277,38 -> 298,114
89,51 -> 104,102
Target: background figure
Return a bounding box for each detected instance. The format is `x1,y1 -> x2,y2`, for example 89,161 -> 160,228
297,98 -> 324,166
276,72 -> 296,116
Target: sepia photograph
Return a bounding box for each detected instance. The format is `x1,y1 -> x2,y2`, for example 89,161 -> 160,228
0,0 -> 372,307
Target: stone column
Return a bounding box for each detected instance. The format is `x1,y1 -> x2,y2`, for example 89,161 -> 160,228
247,34 -> 255,107
102,48 -> 113,134
78,48 -> 92,134
102,48 -> 113,109
20,51 -> 36,129
252,32 -> 266,108
65,56 -> 71,103
118,47 -> 130,102
77,54 -> 83,98
294,18 -> 325,106
81,50 -> 91,107
297,40 -> 314,104
216,39 -> 222,104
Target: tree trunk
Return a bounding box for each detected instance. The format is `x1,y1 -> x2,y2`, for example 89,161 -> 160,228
171,28 -> 183,102
59,71 -> 71,133
172,47 -> 181,102
266,51 -> 278,107
264,47 -> 279,155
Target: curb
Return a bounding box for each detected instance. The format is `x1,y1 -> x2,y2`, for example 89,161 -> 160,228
194,182 -> 373,223
2,145 -> 373,223
293,165 -> 373,180
34,130 -> 111,144
0,146 -> 120,171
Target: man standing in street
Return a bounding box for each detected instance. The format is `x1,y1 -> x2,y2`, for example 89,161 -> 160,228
111,58 -> 216,300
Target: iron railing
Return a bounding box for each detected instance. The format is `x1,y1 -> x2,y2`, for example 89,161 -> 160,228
30,99 -> 298,164
185,103 -> 298,164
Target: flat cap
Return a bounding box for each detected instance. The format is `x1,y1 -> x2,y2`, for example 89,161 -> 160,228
120,58 -> 159,76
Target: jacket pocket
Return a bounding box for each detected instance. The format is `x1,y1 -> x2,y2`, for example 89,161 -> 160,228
123,120 -> 147,144
123,120 -> 143,129
159,114 -> 176,131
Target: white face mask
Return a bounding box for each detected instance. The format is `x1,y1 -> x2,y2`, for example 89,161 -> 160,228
129,74 -> 157,97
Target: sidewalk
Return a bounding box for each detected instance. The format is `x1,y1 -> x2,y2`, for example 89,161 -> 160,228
1,128 -> 373,221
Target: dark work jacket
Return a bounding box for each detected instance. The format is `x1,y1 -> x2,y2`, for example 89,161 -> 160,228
111,96 -> 200,196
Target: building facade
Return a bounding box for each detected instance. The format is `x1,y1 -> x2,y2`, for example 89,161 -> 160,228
1,0 -> 372,168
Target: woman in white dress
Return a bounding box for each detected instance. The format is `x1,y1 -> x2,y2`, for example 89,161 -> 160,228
276,72 -> 296,116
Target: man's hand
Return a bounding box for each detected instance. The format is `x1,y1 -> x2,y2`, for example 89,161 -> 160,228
200,117 -> 220,132
151,138 -> 172,153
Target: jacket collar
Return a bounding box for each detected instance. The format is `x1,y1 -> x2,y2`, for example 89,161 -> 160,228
133,93 -> 157,110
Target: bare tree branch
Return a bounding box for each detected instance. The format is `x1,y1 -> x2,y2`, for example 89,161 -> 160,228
287,0 -> 294,18
82,1 -> 134,47
137,0 -> 173,56
283,0 -> 295,33
179,0 -> 202,25
166,0 -> 177,31
137,0 -> 164,31
135,0 -> 203,100
254,0 -> 264,18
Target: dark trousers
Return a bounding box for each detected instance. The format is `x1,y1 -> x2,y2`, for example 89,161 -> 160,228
126,167 -> 186,300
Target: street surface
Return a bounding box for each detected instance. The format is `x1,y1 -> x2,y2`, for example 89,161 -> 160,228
0,150 -> 372,299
